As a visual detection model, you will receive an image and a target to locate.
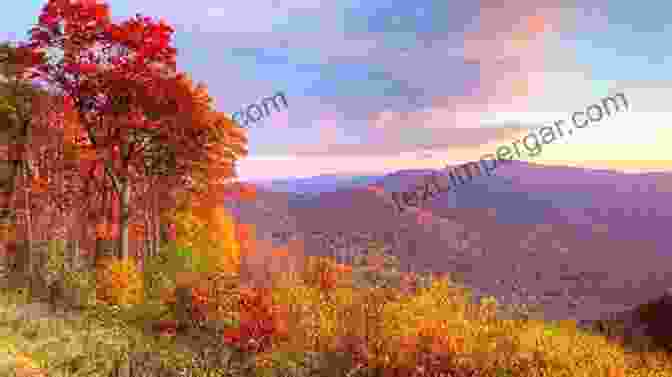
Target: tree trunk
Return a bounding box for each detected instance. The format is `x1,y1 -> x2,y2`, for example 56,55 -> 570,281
0,162 -> 16,290
48,278 -> 63,312
22,163 -> 33,301
175,285 -> 193,329
115,185 -> 131,377
95,185 -> 108,265
153,189 -> 160,256
160,221 -> 168,245
66,238 -> 86,308
150,211 -> 157,258
143,210 -> 151,260
21,114 -> 33,299
117,177 -> 130,260
0,116 -> 20,290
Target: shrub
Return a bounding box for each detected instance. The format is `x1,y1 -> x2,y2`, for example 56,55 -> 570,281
222,287 -> 290,354
170,201 -> 240,276
145,235 -> 243,331
635,291 -> 672,352
12,353 -> 47,377
238,230 -> 310,290
301,256 -> 352,291
44,239 -> 96,307
142,241 -> 182,303
350,240 -> 417,291
95,256 -> 144,307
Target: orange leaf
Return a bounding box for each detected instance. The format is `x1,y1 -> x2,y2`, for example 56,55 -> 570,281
239,183 -> 257,200
95,223 -> 113,240
175,271 -> 201,287
271,247 -> 288,258
30,175 -> 49,193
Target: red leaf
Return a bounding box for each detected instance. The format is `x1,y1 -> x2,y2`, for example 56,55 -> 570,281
221,328 -> 242,343
24,1 -> 246,261
6,242 -> 17,255
153,319 -> 177,332
77,63 -> 97,74
93,4 -> 109,19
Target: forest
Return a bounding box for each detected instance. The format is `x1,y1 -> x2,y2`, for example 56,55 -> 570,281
2,1 -> 672,377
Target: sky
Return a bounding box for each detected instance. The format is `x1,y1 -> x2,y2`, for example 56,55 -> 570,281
3,0 -> 671,180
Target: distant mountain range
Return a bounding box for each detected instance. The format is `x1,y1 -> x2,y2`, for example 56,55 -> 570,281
251,174 -> 382,196
237,161 -> 672,253
229,161 -> 672,323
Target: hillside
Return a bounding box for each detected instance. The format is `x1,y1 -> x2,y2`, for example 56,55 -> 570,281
232,163 -> 672,325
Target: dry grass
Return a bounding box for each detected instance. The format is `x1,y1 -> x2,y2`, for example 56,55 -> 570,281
0,289 -> 215,377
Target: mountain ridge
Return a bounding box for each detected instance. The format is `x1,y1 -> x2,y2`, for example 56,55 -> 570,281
227,163 -> 672,324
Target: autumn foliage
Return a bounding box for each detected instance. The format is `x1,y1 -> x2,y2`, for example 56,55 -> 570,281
22,0 -> 248,262
220,287 -> 290,353
95,256 -> 144,307
4,2 -> 670,377
169,200 -> 241,276
12,353 -> 47,377
302,256 -> 353,290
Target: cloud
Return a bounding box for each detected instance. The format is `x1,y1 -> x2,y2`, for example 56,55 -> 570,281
279,125 -> 530,157
150,0 -> 353,35
206,7 -> 227,17
309,114 -> 342,146
113,0 -> 594,163
364,1 -> 573,130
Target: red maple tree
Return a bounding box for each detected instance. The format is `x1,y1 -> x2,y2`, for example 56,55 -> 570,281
24,0 -> 248,259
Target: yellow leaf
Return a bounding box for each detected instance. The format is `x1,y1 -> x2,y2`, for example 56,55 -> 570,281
170,203 -> 241,275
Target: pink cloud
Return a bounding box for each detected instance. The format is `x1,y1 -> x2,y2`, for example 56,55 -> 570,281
368,1 -> 573,146
313,112 -> 343,145
268,107 -> 289,128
